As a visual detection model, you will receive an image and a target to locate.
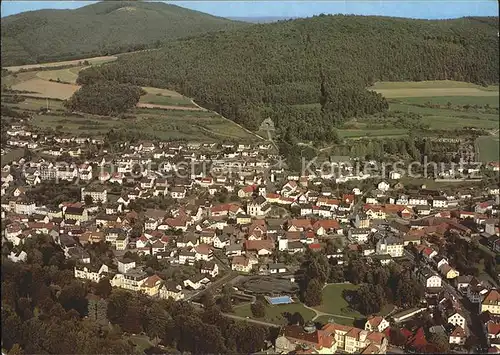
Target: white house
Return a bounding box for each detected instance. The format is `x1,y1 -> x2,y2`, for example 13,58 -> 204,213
365,316 -> 390,333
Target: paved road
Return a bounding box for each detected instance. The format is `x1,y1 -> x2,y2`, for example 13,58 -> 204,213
221,313 -> 281,328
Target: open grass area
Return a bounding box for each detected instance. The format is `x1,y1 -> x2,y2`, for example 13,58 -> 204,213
314,315 -> 356,327
2,97 -> 65,111
389,103 -> 499,130
139,92 -> 197,108
20,100 -> 257,142
476,136 -> 500,163
10,78 -> 80,100
395,95 -> 499,108
232,302 -> 316,325
314,283 -> 363,319
36,66 -> 83,84
4,55 -> 117,73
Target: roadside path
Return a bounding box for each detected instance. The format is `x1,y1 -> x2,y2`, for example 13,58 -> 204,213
301,303 -> 356,321
221,313 -> 281,328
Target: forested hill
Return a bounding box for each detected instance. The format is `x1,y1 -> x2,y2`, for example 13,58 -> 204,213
1,1 -> 248,66
77,15 -> 499,142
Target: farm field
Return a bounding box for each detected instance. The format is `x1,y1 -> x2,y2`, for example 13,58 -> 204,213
313,283 -> 363,320
10,78 -> 79,100
4,96 -> 257,143
370,80 -> 499,95
3,55 -> 117,73
476,136 -> 500,162
139,93 -> 198,108
389,103 -> 499,130
232,302 -> 316,325
35,67 -> 84,84
395,95 -> 499,107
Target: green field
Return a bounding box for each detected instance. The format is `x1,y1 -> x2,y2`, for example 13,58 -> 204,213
389,103 -> 499,130
476,136 -> 500,162
394,95 -> 499,107
232,302 -> 316,325
6,97 -> 256,142
3,97 -> 65,111
1,93 -> 257,143
139,92 -> 196,107
313,283 -> 363,319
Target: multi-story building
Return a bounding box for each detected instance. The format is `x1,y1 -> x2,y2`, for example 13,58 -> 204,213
81,186 -> 107,203
482,289 -> 500,315
159,282 -> 185,301
375,235 -> 404,258
112,268 -> 148,292
74,263 -> 110,283
416,267 -> 442,288
322,322 -> 388,354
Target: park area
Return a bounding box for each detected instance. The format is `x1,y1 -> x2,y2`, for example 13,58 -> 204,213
232,302 -> 316,325
476,136 -> 500,163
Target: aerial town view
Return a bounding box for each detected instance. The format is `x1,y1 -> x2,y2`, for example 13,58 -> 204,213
0,0 -> 499,354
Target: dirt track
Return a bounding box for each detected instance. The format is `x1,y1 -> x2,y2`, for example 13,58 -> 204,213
136,102 -> 205,111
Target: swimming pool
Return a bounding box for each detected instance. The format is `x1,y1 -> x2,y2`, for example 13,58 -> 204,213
266,295 -> 294,305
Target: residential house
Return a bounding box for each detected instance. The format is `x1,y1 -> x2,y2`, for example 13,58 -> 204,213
417,267 -> 442,288
200,261 -> 219,278
159,282 -> 184,301
231,256 -> 255,273
482,289 -> 500,315
364,316 -> 390,333
375,236 -> 404,258
140,274 -> 163,297
247,195 -> 271,217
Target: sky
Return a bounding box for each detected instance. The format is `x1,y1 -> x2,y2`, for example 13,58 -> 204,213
1,0 -> 498,19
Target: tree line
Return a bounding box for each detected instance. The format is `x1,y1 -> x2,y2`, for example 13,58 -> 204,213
77,15 -> 498,143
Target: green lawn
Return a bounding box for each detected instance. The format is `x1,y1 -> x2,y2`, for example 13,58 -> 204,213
315,315 -> 355,326
314,283 -> 363,319
476,136 -> 500,163
232,302 -> 316,325
370,80 -> 499,90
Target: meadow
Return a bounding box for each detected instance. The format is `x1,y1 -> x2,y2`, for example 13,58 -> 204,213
2,95 -> 257,143
4,55 -> 117,73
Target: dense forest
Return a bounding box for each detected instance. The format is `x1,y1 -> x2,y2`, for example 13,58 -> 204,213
77,15 -> 499,143
1,1 -> 247,66
64,82 -> 145,116
1,235 -> 272,354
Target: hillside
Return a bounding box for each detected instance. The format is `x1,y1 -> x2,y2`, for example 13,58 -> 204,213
77,15 -> 499,143
1,1 -> 247,66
